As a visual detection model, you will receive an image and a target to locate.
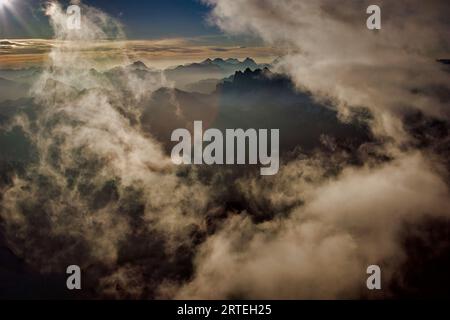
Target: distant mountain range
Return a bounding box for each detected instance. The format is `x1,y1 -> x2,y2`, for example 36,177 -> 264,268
99,58 -> 270,93
0,57 -> 269,94
163,57 -> 269,89
0,58 -> 267,101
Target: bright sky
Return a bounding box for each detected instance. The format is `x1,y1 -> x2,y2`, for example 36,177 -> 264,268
0,0 -> 240,40
0,0 -> 278,69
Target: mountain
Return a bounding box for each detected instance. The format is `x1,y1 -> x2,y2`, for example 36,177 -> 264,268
210,57 -> 261,73
225,58 -> 240,64
0,77 -> 30,102
140,88 -> 218,150
163,60 -> 223,88
0,67 -> 41,85
184,78 -> 222,94
129,61 -> 153,71
164,57 -> 267,89
0,58 -> 269,100
103,61 -> 163,95
106,61 -> 158,76
140,68 -> 372,155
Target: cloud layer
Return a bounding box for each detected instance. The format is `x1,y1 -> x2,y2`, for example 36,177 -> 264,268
0,38 -> 278,70
0,0 -> 449,299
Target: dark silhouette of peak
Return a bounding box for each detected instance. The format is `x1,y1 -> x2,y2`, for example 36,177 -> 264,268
234,67 -> 273,79
437,59 -> 450,65
175,57 -> 262,71
164,58 -> 269,89
244,67 -> 255,74
130,61 -> 150,70
217,68 -> 293,95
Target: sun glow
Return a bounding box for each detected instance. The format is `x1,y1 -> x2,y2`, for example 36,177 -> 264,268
0,0 -> 37,37
0,0 -> 11,9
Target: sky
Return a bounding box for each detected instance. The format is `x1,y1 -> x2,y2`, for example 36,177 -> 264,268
0,0 -> 221,39
0,0 -> 278,69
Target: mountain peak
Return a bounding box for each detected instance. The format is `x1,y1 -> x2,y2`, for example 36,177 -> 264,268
225,58 -> 240,64
129,61 -> 150,70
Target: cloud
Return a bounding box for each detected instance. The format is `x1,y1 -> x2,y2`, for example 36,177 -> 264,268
202,0 -> 450,140
0,39 -> 53,54
1,1 -> 211,297
0,38 -> 278,70
1,0 -> 449,300
174,152 -> 450,299
163,0 -> 450,299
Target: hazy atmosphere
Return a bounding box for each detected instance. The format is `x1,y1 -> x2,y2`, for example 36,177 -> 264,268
0,0 -> 449,300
